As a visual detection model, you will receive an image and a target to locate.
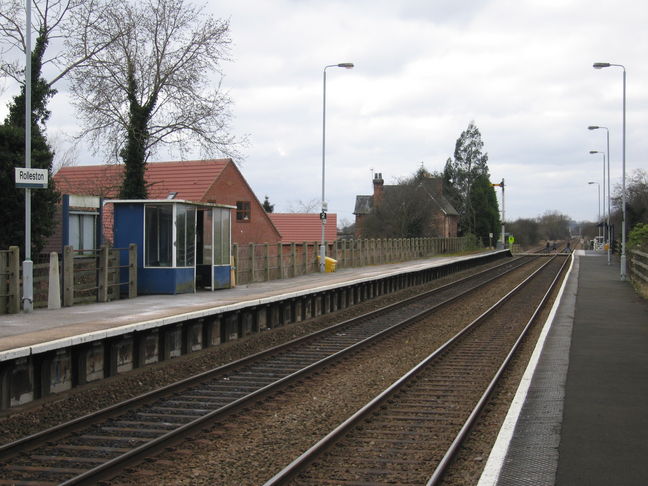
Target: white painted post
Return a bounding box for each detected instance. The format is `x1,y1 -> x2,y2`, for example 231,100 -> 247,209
48,252 -> 61,309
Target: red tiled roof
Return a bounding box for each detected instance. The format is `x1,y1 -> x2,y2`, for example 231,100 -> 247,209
54,159 -> 230,201
269,213 -> 337,243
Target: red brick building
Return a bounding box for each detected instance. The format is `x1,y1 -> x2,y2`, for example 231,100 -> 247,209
53,159 -> 282,246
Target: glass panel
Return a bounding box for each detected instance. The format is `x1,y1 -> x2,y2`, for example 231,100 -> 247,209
213,208 -> 223,265
82,215 -> 96,250
145,205 -> 173,267
69,215 -> 80,250
222,209 -> 231,264
176,205 -> 186,267
203,210 -> 213,265
186,206 -> 196,266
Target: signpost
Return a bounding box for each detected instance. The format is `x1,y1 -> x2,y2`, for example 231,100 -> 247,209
23,0 -> 33,312
15,168 -> 48,189
15,167 -> 48,313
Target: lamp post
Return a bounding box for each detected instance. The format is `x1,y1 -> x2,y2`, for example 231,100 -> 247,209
588,126 -> 611,265
593,62 -> 626,279
588,182 -> 601,237
320,62 -> 354,273
588,150 -> 605,239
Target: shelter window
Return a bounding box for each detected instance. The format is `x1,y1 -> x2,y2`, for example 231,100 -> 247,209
236,201 -> 251,222
69,212 -> 97,254
176,205 -> 196,267
213,208 -> 231,265
145,205 -> 173,266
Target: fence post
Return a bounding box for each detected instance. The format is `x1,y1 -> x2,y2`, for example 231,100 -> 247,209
249,243 -> 255,283
98,245 -> 109,302
63,245 -> 74,307
8,246 -> 20,314
303,242 -> 308,274
48,252 -> 61,310
129,243 -> 138,299
291,243 -> 297,277
278,243 -> 284,279
233,244 -> 239,285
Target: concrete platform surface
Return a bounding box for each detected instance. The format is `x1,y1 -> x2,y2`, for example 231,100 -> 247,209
480,250 -> 648,486
0,253 -> 489,359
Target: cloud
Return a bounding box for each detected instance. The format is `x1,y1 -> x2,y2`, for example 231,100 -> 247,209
2,0 -> 647,227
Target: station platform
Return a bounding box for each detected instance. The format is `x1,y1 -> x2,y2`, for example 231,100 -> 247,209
479,250 -> 648,486
0,252 -> 496,360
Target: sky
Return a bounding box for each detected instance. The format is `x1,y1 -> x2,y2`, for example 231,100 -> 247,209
2,0 -> 647,227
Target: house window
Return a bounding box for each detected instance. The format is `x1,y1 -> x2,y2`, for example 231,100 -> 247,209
236,201 -> 251,222
69,213 -> 97,253
145,205 -> 173,267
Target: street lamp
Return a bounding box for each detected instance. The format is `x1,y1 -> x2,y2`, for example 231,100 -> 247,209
588,126 -> 611,265
587,182 -> 601,236
589,150 -> 605,239
593,61 -> 627,280
320,62 -> 354,273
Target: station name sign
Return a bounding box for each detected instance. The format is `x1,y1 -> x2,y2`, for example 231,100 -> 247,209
15,168 -> 48,189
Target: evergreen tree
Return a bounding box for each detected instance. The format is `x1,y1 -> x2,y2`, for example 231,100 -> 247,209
470,174 -> 500,246
444,121 -> 497,237
0,28 -> 59,255
262,195 -> 275,213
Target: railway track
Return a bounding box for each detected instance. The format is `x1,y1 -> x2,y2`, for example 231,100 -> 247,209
0,254 -> 547,485
264,253 -> 571,485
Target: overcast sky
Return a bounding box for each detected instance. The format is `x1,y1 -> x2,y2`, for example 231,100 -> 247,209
2,0 -> 647,227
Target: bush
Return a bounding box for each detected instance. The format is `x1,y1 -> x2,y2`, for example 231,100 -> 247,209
628,223 -> 648,251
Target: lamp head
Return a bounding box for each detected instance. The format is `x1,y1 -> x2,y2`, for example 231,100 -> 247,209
593,62 -> 611,69
588,181 -> 596,185
588,125 -> 599,130
337,63 -> 354,69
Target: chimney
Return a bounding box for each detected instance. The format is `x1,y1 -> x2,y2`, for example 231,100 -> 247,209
373,172 -> 384,203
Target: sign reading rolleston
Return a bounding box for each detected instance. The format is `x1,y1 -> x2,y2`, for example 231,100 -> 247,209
15,168 -> 48,189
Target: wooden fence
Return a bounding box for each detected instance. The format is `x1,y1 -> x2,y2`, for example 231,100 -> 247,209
233,236 -> 471,285
0,245 -> 137,314
0,247 -> 20,314
629,248 -> 648,298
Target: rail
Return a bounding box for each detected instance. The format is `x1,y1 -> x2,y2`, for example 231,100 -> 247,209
0,255 -> 538,484
263,254 -> 570,484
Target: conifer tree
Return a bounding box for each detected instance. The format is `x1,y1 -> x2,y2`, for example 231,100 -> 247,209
0,29 -> 59,255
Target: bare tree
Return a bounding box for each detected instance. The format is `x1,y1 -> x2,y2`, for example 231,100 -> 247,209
0,0 -> 117,86
287,198 -> 321,213
66,0 -> 241,198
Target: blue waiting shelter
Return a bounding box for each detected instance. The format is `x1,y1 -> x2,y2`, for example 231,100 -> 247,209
109,199 -> 234,294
